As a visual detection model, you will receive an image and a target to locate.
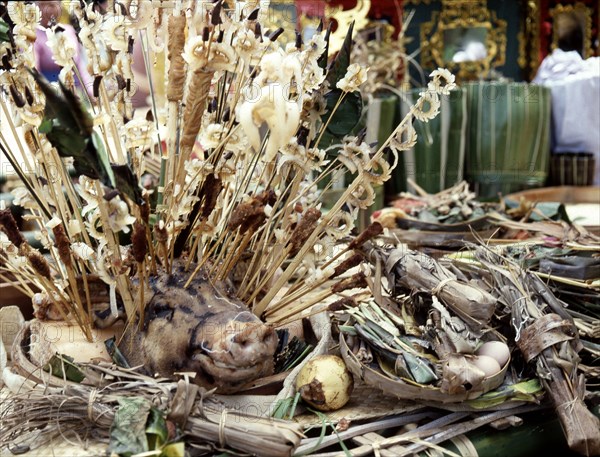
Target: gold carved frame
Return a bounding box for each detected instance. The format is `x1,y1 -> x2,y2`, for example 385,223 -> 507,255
550,2 -> 593,58
298,0 -> 372,55
420,0 -> 507,81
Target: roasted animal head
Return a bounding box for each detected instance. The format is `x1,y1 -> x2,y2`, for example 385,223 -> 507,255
119,262 -> 278,393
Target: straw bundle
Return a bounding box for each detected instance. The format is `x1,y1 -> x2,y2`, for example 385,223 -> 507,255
2,361 -> 303,457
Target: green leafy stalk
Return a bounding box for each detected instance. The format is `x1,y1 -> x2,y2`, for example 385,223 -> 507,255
30,70 -> 142,204
0,18 -> 9,43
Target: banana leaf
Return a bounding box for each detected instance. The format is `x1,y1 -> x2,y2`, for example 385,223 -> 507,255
464,82 -> 551,199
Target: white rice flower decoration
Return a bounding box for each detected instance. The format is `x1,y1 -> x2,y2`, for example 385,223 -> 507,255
325,211 -> 355,240
58,67 -> 76,90
15,104 -> 44,127
307,147 -> 328,171
348,182 -> 376,211
255,51 -> 285,83
390,123 -> 418,151
107,197 -> 136,233
35,228 -> 53,250
183,37 -> 236,72
8,2 -> 40,27
306,266 -> 336,287
238,52 -> 302,161
102,15 -> 129,52
123,0 -> 154,30
303,60 -> 326,93
428,68 -> 457,96
45,28 -> 76,67
363,157 -> 392,185
304,34 -> 327,62
11,187 -> 38,211
115,51 -> 134,82
72,243 -> 96,261
79,3 -> 103,33
124,118 -> 155,149
232,28 -> 259,60
192,218 -> 216,238
338,137 -> 371,174
336,63 -> 369,93
68,219 -> 82,236
413,90 -> 441,123
170,185 -> 200,226
223,127 -> 248,155
45,217 -> 62,230
279,138 -> 316,174
185,159 -> 215,190
199,123 -> 226,150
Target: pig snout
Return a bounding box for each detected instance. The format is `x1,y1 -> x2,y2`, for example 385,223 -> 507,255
200,320 -> 277,368
229,322 -> 277,365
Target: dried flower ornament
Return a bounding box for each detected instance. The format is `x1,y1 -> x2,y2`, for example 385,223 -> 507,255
45,28 -> 77,68
428,68 -> 457,96
336,63 -> 369,93
413,90 -> 441,123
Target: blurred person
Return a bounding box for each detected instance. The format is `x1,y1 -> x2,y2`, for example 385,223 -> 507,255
34,1 -> 93,91
533,15 -> 585,84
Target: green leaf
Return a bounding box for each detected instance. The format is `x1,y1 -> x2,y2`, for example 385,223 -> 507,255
465,379 -> 544,409
318,89 -> 363,147
402,352 -> 438,384
44,354 -> 85,383
92,131 -> 116,187
161,443 -> 185,457
109,397 -> 151,457
105,337 -> 131,368
0,19 -> 9,43
512,378 -> 543,395
306,409 -> 352,457
112,163 -> 143,204
29,69 -> 116,189
317,22 -> 333,70
146,407 -> 169,449
271,396 -> 295,419
325,21 -> 355,88
38,119 -> 53,134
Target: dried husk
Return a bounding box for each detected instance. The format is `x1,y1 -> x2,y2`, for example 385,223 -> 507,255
363,243 -> 496,331
0,306 -> 25,353
166,15 -> 187,102
181,69 -> 215,156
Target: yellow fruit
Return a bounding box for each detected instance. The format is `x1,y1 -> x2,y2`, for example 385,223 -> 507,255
295,355 -> 354,411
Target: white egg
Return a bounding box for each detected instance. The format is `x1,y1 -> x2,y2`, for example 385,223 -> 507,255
472,355 -> 502,378
476,341 -> 510,367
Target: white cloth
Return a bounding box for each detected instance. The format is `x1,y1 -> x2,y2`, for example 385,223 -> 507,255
532,49 -> 585,84
536,56 -> 600,184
